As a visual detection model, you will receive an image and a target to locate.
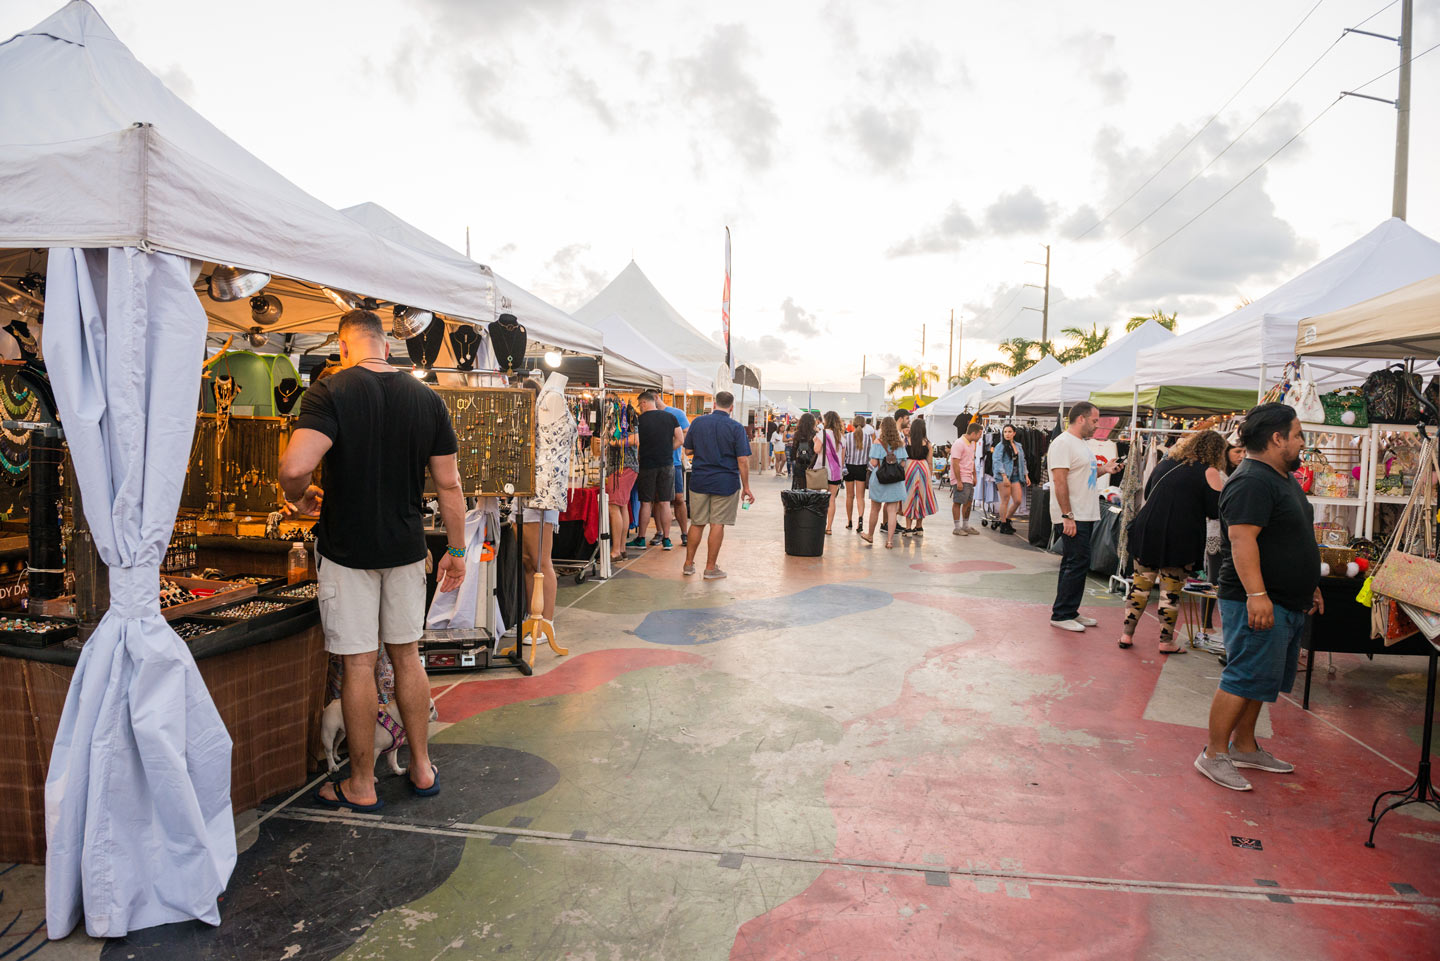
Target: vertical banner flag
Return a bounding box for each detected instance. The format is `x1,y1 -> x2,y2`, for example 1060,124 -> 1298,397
722,226 -> 732,375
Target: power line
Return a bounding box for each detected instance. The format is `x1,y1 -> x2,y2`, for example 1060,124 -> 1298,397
1105,30 -> 1348,250
1128,37 -> 1440,268
1069,0 -> 1330,242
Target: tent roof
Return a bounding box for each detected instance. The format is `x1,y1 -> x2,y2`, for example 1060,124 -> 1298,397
574,262 -> 727,384
1088,375 -> 1259,416
340,202 -> 603,356
0,2 -> 496,326
1134,218 -> 1440,391
585,311 -> 713,394
1296,271 -> 1440,360
987,322 -> 1174,415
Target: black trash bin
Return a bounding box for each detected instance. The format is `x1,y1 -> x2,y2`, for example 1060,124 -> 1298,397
781,489 -> 830,557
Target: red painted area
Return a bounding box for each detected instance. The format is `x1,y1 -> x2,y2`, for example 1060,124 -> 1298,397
732,595 -> 1439,959
732,871 -> 1398,961
908,560 -> 1016,575
435,648 -> 706,721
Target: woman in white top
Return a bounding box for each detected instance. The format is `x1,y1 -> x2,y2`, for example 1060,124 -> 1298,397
770,425 -> 786,476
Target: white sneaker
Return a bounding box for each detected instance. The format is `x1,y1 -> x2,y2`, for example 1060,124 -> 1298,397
1050,619 -> 1086,633
953,525 -> 963,536
1076,616 -> 1098,627
963,526 -> 979,535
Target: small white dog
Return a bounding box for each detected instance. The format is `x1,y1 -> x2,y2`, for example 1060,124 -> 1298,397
320,697 -> 439,776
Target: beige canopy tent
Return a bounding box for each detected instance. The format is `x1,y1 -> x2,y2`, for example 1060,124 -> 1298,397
1296,272 -> 1440,359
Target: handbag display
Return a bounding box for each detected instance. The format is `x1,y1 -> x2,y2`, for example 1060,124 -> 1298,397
875,449 -> 904,485
1320,387 -> 1368,428
1369,434 -> 1440,642
1285,368 -> 1324,424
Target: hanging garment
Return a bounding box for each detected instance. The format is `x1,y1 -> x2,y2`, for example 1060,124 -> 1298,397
426,503 -> 504,634
531,388 -> 577,512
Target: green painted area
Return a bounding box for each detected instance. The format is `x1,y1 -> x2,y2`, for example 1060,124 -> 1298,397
339,665 -> 841,959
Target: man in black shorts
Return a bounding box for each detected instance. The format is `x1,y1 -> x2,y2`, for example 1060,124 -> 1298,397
629,390 -> 683,551
280,309 -> 467,811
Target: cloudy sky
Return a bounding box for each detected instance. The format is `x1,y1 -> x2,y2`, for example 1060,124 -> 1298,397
4,0 -> 1436,390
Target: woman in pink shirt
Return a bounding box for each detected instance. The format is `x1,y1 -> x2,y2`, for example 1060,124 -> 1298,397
950,421 -> 982,535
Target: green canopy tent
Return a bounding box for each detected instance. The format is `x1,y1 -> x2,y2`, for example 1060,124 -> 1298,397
1090,376 -> 1258,418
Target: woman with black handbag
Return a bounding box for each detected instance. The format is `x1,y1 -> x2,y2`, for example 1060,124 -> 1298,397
862,416 -> 909,548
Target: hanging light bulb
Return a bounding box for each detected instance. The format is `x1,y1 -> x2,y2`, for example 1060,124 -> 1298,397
208,265 -> 271,302
322,287 -> 361,312
250,293 -> 283,326
247,327 -> 269,348
391,305 -> 433,340
543,350 -> 563,369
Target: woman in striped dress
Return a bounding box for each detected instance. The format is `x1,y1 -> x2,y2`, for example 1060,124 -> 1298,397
901,417 -> 937,535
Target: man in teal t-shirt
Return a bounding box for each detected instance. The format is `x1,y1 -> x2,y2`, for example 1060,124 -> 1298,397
649,402 -> 692,547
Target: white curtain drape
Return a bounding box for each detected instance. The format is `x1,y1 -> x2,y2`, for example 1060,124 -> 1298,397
42,247 -> 235,939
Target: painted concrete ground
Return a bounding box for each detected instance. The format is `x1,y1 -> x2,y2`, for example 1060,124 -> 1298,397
8,470 -> 1439,960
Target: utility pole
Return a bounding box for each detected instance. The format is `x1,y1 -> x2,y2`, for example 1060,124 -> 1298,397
947,308 -> 954,386
1341,0 -> 1412,219
920,323 -> 926,400
1024,244 -> 1051,346
1394,0 -> 1412,219
465,226 -> 471,259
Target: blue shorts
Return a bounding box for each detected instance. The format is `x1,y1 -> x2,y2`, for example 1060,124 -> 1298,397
673,468 -> 686,497
1218,599 -> 1307,702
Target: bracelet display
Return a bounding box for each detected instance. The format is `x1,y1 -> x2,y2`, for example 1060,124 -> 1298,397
446,546 -> 466,558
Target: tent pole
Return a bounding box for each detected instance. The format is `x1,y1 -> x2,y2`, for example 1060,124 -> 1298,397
1257,363 -> 1266,404
1130,386 -> 1140,434
597,355 -> 611,580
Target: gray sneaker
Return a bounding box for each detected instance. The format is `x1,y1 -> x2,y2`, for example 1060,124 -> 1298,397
1194,749 -> 1253,791
1229,744 -> 1295,773
1194,631 -> 1226,655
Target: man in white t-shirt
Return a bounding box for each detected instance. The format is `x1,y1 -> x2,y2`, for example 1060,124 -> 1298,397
1048,402 -> 1122,632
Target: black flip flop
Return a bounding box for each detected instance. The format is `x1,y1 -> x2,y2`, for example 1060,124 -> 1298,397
1117,639 -> 1133,649
411,763 -> 440,798
1157,646 -> 1187,655
313,780 -> 384,813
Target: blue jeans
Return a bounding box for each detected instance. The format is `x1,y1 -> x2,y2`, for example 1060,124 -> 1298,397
1051,520 -> 1095,622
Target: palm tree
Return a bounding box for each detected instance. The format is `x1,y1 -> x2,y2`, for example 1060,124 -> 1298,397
975,338 -> 1033,379
888,364 -> 918,399
1057,323 -> 1111,363
1126,309 -> 1178,332
949,360 -> 987,388
913,362 -> 939,398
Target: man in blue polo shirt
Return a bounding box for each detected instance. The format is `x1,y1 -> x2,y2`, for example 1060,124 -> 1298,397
652,399 -> 692,547
681,390 -> 754,579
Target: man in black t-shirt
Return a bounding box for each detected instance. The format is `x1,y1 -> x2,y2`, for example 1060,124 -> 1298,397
279,309 -> 467,812
1194,403 -> 1322,793
628,390 -> 682,551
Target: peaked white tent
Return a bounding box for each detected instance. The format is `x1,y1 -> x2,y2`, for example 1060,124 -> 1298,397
574,261 -> 725,393
585,311 -> 707,393
979,323 -> 1172,417
1133,218 -> 1440,393
915,356 -> 1066,444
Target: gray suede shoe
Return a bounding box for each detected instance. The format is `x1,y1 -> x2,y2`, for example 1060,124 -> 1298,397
1229,744 -> 1295,773
1194,749 -> 1253,791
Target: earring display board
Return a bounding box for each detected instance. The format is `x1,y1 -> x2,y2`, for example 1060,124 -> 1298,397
432,387 -> 535,497
181,415 -> 289,515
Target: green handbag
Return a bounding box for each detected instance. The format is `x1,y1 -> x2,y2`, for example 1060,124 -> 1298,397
1321,387 -> 1368,428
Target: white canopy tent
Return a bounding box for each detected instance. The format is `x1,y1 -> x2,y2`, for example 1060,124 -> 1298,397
1133,218 -> 1440,394
574,261 -> 725,393
980,323 -> 1176,416
584,310 -> 708,394
913,357 -> 1061,443
0,2 -> 538,939
0,4 -> 501,330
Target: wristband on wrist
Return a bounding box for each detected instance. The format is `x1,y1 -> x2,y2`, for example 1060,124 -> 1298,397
446,546 -> 466,558
1247,591 -> 1267,597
